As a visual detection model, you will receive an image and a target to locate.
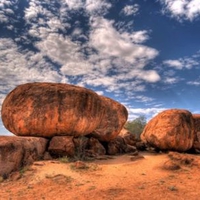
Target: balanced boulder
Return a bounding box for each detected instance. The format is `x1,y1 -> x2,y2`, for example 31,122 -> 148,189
1,82 -> 105,137
91,96 -> 128,141
141,109 -> 195,152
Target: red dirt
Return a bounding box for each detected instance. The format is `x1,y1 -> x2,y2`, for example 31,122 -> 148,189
1,152 -> 200,200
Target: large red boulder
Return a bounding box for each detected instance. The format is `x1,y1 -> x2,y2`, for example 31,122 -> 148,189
1,83 -> 105,137
91,96 -> 128,141
0,136 -> 48,177
141,109 -> 195,152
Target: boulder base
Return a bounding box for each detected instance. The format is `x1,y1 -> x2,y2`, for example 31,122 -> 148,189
0,136 -> 48,177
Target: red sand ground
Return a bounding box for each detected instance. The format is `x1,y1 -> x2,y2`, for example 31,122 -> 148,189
1,152 -> 200,200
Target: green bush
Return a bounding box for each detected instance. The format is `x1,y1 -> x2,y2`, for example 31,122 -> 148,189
125,115 -> 147,139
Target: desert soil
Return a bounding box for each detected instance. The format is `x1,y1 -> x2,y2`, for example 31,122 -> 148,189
1,152 -> 200,200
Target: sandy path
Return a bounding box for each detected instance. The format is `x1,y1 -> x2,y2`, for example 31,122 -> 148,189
1,152 -> 200,200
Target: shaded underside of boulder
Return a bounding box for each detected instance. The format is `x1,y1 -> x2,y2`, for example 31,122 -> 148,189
141,109 -> 195,152
0,136 -> 48,177
48,136 -> 106,158
90,96 -> 128,142
107,136 -> 137,155
48,136 -> 75,157
1,82 -> 105,137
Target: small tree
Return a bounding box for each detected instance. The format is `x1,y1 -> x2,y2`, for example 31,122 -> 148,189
125,115 -> 147,139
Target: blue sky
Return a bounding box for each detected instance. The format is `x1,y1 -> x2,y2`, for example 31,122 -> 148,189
1,0 -> 200,135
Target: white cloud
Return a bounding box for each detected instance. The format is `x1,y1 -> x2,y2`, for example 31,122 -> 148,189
163,57 -> 199,69
134,70 -> 161,83
121,30 -> 149,44
85,0 -> 111,15
0,38 -> 66,93
134,95 -> 154,103
163,59 -> 183,69
89,17 -> 158,65
128,107 -> 167,121
187,81 -> 200,86
64,0 -> 84,10
122,4 -> 140,16
160,0 -> 200,21
164,77 -> 179,84
0,0 -> 16,23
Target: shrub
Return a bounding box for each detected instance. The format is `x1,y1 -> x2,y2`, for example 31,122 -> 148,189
125,115 -> 146,139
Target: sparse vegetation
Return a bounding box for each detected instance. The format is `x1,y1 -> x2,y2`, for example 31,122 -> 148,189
19,166 -> 28,176
58,156 -> 70,163
125,115 -> 147,139
74,136 -> 88,161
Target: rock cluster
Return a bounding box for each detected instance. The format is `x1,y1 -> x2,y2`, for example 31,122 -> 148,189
0,128 -> 140,177
141,109 -> 198,152
1,83 -> 141,177
0,136 -> 47,177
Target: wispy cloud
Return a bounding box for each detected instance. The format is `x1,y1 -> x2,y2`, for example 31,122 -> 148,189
159,0 -> 200,21
122,4 -> 140,16
163,56 -> 199,70
127,107 -> 167,121
187,80 -> 200,86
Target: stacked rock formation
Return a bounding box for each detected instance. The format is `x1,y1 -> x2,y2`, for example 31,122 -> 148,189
1,82 -> 133,176
141,109 -> 195,152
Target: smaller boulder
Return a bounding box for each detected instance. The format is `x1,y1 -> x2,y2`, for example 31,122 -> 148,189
0,136 -> 48,177
48,136 -> 75,157
87,137 -> 106,157
107,136 -> 137,155
119,128 -> 137,146
141,109 -> 195,152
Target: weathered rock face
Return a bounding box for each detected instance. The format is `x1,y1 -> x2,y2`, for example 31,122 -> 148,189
48,136 -> 75,157
119,128 -> 137,146
192,114 -> 200,152
91,96 -> 128,142
87,137 -> 106,156
141,109 -> 195,152
0,136 -> 48,177
107,136 -> 137,155
48,136 -> 106,158
1,82 -> 105,137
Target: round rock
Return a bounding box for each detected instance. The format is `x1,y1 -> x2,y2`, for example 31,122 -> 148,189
141,109 -> 194,152
1,82 -> 105,137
